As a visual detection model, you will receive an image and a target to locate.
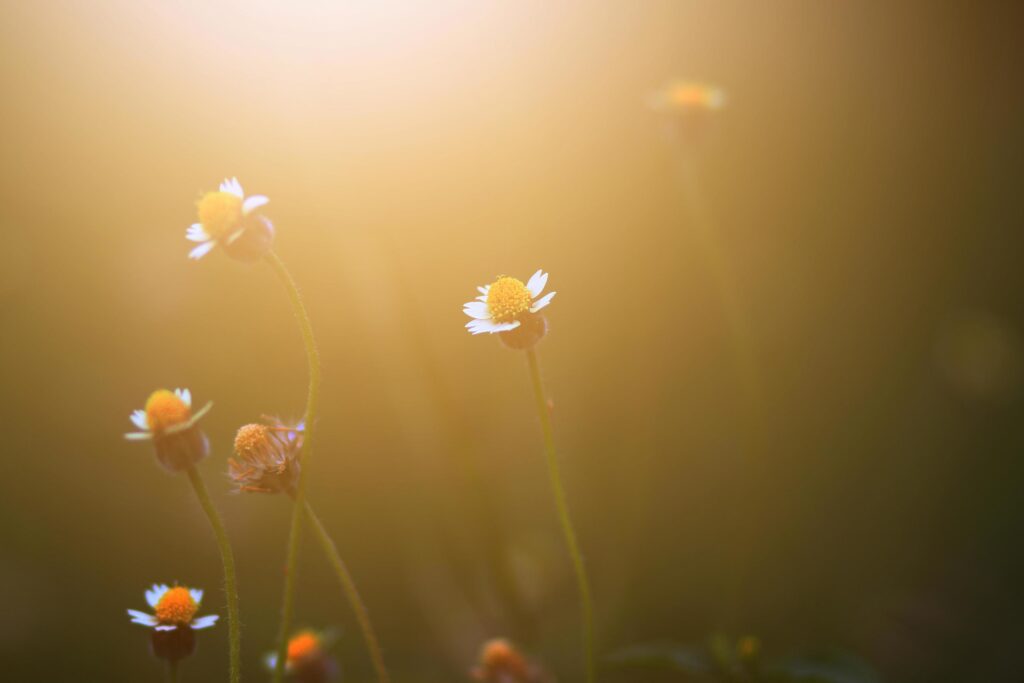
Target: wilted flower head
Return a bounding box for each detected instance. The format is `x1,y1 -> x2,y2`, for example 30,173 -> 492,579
228,417 -> 303,495
128,583 -> 219,662
265,629 -> 339,683
187,177 -> 274,263
472,638 -> 548,683
464,269 -> 556,350
125,388 -> 212,473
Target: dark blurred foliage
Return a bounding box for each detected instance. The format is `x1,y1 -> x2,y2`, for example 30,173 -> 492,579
1,1 -> 1024,681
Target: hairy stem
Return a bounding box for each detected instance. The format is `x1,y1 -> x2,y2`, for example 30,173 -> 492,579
186,465 -> 241,683
265,250 -> 322,683
525,348 -> 596,682
304,500 -> 391,683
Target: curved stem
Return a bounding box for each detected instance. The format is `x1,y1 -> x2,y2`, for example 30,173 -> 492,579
185,465 -> 241,683
265,250 -> 322,683
304,500 -> 391,683
525,349 -> 596,683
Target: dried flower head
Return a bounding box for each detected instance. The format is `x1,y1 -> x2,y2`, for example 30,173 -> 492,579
125,388 -> 212,473
265,629 -> 339,683
472,638 -> 549,683
228,417 -> 303,495
464,269 -> 556,350
187,177 -> 274,262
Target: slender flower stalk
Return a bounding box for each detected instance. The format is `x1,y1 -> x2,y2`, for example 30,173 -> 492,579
264,249 -> 323,683
227,416 -> 390,682
124,390 -> 239,683
185,465 -> 241,683
303,500 -> 391,683
462,270 -> 595,681
525,349 -> 595,683
166,661 -> 180,683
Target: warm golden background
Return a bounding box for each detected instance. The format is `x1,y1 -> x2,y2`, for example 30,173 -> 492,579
1,1 -> 1023,681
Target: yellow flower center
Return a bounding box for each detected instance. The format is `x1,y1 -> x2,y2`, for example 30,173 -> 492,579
197,191 -> 243,238
145,390 -> 191,432
155,587 -> 198,626
287,631 -> 322,663
234,424 -> 270,458
486,276 -> 533,323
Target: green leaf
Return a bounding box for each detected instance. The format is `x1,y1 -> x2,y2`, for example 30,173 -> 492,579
606,641 -> 713,675
766,650 -> 882,683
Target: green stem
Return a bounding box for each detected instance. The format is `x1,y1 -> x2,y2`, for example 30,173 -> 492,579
165,661 -> 179,683
265,250 -> 322,683
525,348 -> 596,683
185,465 -> 240,683
304,500 -> 391,683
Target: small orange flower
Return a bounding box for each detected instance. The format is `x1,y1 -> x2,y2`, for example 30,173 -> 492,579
650,81 -> 726,114
125,388 -> 212,473
265,629 -> 338,682
472,638 -> 547,683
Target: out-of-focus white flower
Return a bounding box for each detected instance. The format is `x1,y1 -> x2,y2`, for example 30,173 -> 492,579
186,177 -> 271,261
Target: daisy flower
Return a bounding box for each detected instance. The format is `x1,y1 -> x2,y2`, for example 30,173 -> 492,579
187,177 -> 273,262
265,629 -> 339,683
229,417 -> 304,495
464,269 -> 556,349
128,583 -> 219,632
125,388 -> 213,473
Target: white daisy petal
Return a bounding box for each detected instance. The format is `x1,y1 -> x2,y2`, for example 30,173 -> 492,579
264,653 -> 279,670
462,301 -> 491,320
155,624 -> 178,632
186,224 -> 210,242
220,177 -> 244,198
526,269 -> 548,298
147,584 -> 169,608
467,319 -> 520,335
477,285 -> 490,296
130,410 -> 148,430
530,291 -> 556,313
175,388 -> 192,408
189,240 -> 217,260
475,295 -> 488,302
225,228 -> 244,245
191,615 -> 219,630
242,195 -> 269,215
124,431 -> 153,441
128,609 -> 159,627
189,588 -> 203,604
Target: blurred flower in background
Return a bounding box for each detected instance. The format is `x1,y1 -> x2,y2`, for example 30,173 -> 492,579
649,80 -> 726,152
187,177 -> 274,262
265,629 -> 339,683
471,638 -> 551,683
